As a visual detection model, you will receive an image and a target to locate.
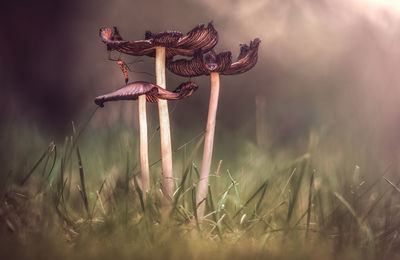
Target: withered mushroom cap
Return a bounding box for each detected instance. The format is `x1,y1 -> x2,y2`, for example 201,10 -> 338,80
99,23 -> 218,58
95,81 -> 198,107
222,38 -> 261,75
166,38 -> 261,77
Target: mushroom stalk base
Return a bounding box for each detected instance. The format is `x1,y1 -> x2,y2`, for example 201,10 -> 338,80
156,46 -> 174,219
138,94 -> 150,196
196,72 -> 220,220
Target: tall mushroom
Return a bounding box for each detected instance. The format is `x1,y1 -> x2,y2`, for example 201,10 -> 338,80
95,81 -> 198,196
167,38 -> 261,219
99,23 -> 218,214
95,81 -> 198,198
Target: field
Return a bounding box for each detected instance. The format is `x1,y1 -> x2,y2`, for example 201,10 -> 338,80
1,109 -> 399,260
2,1 -> 400,259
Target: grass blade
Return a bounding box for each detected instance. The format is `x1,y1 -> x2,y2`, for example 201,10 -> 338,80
306,172 -> 315,238
73,122 -> 90,218
91,178 -> 106,216
191,185 -> 200,229
233,180 -> 268,219
20,142 -> 55,185
227,170 -> 240,207
207,185 -> 222,239
255,181 -> 268,214
383,177 -> 400,193
133,173 -> 145,212
171,134 -> 205,215
216,183 -> 234,220
286,158 -> 308,224
334,192 -> 358,220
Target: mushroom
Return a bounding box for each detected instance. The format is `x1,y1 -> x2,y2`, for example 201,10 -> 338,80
99,23 -> 218,215
95,81 -> 199,107
167,38 -> 261,219
95,81 -> 198,197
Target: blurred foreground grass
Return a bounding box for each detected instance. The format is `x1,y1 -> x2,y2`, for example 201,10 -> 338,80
0,115 -> 399,260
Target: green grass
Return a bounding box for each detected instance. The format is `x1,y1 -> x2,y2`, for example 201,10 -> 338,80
0,115 -> 399,260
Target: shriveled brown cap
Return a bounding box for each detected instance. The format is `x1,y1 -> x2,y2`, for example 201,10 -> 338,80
166,38 -> 261,77
99,23 -> 218,58
222,38 -> 261,75
95,81 -> 198,107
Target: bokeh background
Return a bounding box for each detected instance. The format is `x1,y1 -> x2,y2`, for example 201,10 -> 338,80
2,0 -> 400,159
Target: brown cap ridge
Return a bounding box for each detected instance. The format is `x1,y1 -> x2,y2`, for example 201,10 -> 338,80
94,81 -> 198,107
167,38 -> 261,77
99,23 -> 218,59
222,38 -> 261,75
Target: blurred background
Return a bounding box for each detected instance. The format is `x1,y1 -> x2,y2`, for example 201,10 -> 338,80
1,0 -> 400,160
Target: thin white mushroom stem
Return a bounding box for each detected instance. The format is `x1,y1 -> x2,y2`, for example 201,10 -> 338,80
138,94 -> 150,196
155,46 -> 174,217
196,72 -> 220,220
